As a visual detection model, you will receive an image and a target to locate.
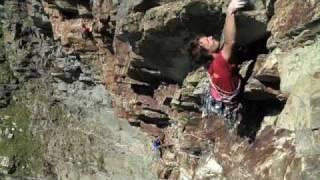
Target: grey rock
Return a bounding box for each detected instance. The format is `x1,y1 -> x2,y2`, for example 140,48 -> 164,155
296,129 -> 320,157
0,99 -> 9,108
0,1 -> 153,179
78,5 -> 92,16
0,84 -> 18,107
277,39 -> 320,93
239,59 -> 254,79
51,72 -> 64,77
194,155 -> 224,179
117,0 -> 270,84
78,74 -> 94,85
0,156 -> 13,174
193,78 -> 209,97
54,0 -> 78,15
4,128 -> 9,136
7,133 -> 13,139
11,122 -> 16,127
277,74 -> 320,131
285,156 -> 320,180
32,14 -> 52,33
0,54 -> 5,63
244,78 -> 276,100
57,82 -> 68,92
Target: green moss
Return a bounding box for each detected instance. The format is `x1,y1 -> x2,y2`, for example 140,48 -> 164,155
0,103 -> 43,176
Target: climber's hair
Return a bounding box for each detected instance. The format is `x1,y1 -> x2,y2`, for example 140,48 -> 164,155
188,35 -> 212,63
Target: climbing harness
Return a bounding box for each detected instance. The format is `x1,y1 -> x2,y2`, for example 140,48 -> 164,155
207,72 -> 240,103
201,73 -> 242,129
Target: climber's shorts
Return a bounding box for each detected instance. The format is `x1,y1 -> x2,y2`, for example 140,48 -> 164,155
201,86 -> 242,129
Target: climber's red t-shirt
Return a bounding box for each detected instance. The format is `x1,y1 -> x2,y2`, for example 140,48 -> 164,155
82,27 -> 91,33
208,52 -> 240,96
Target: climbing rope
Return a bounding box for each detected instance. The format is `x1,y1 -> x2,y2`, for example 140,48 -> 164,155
206,72 -> 240,102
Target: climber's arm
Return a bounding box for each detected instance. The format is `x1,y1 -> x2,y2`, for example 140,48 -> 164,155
221,0 -> 245,61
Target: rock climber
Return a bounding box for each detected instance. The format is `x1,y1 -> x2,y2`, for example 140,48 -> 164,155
188,0 -> 246,129
152,137 -> 161,151
81,23 -> 92,40
152,134 -> 165,159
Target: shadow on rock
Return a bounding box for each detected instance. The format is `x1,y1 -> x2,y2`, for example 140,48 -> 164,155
237,97 -> 286,143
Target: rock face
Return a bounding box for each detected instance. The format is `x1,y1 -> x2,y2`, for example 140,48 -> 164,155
0,0 -> 156,179
267,0 -> 320,48
0,0 -> 320,179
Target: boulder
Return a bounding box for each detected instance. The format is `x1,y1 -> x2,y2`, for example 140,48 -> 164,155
275,37 -> 320,161
295,129 -> 320,157
194,155 -> 224,179
277,39 -> 320,93
277,73 -> 320,131
285,156 -> 320,180
268,0 -> 320,48
54,0 -> 78,16
0,156 -> 14,174
119,0 -> 271,83
251,53 -> 279,83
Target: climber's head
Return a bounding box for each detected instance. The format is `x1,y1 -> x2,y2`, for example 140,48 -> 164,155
189,35 -> 219,62
198,36 -> 220,53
